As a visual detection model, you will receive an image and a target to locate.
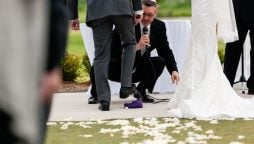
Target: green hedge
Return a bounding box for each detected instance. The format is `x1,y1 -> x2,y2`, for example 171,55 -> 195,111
61,53 -> 82,81
61,52 -> 91,82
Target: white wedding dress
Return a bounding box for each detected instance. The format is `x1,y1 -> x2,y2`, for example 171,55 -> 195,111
167,0 -> 254,118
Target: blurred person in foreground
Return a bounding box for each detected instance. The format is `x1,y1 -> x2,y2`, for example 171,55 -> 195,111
0,0 -> 48,143
88,0 -> 180,104
69,0 -> 143,111
0,0 -> 68,143
40,0 -> 68,142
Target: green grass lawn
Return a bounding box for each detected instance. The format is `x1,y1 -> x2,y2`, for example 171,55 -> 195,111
67,30 -> 85,55
158,0 -> 191,17
46,118 -> 254,144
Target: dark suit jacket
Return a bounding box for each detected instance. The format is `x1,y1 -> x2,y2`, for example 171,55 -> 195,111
233,0 -> 254,22
111,18 -> 178,74
68,0 -> 142,21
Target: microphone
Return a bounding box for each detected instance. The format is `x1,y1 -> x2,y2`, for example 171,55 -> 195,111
142,26 -> 149,54
142,26 -> 149,36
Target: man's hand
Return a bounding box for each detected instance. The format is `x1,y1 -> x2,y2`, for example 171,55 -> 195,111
69,19 -> 80,30
136,35 -> 150,51
134,14 -> 142,25
171,71 -> 180,85
40,68 -> 62,103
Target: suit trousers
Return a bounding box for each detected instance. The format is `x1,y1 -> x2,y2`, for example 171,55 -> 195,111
90,56 -> 165,98
224,20 -> 254,88
90,15 -> 136,102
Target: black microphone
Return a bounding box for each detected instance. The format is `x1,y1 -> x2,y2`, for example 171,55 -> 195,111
142,26 -> 149,53
142,26 -> 149,36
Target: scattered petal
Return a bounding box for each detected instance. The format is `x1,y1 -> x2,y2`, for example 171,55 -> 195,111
238,135 -> 245,140
79,134 -> 93,138
230,141 -> 243,144
47,122 -> 57,126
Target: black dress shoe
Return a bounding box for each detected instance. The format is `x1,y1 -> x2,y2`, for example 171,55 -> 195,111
98,101 -> 110,111
134,92 -> 142,99
142,94 -> 154,103
248,89 -> 254,95
120,84 -> 137,99
88,96 -> 98,104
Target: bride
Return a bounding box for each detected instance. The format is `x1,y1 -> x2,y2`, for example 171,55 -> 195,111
168,0 -> 254,118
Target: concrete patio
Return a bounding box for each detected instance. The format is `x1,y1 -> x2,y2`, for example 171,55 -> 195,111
48,84 -> 253,121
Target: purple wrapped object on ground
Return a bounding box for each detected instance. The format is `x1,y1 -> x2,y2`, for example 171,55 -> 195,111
124,99 -> 143,109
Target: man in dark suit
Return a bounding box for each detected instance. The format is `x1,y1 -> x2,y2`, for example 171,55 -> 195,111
224,0 -> 254,94
69,0 -> 143,111
88,0 -> 180,104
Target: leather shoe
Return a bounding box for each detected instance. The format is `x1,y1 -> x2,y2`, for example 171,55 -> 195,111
98,101 -> 110,111
88,96 -> 98,104
248,89 -> 254,95
120,84 -> 137,99
142,94 -> 154,103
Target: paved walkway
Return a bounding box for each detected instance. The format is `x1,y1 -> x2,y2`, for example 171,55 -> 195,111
48,84 -> 253,121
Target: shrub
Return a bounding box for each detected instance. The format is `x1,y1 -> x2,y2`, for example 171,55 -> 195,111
82,53 -> 91,74
61,53 -> 82,81
218,41 -> 226,64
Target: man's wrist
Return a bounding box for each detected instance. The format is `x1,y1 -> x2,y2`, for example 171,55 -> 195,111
134,10 -> 143,15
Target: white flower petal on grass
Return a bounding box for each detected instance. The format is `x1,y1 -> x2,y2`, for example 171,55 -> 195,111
196,118 -> 213,121
110,133 -> 114,137
153,123 -> 173,131
238,135 -> 245,140
65,122 -> 74,125
79,134 -> 93,138
60,121 -> 75,130
96,119 -> 107,124
143,118 -> 159,127
107,119 -> 130,126
120,142 -> 129,144
47,122 -> 57,126
143,139 -> 169,144
122,135 -> 129,138
193,126 -> 202,131
219,117 -> 236,121
163,117 -> 180,124
183,121 -> 202,131
133,118 -> 144,124
207,135 -> 222,140
60,124 -> 68,130
175,126 -> 187,131
185,136 -> 207,144
205,130 -> 214,134
85,121 -> 97,125
176,141 -> 185,144
75,121 -> 92,129
99,128 -> 120,134
230,141 -> 243,144
209,120 -> 218,124
172,130 -> 181,134
244,118 -> 254,121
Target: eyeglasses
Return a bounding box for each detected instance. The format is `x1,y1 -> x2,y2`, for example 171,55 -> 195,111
143,13 -> 155,18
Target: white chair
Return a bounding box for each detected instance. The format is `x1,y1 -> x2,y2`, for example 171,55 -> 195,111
152,19 -> 191,93
80,19 -> 191,96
